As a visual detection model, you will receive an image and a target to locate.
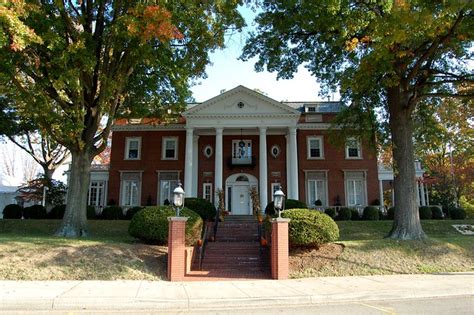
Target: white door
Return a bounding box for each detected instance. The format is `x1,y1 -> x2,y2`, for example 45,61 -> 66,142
232,185 -> 250,215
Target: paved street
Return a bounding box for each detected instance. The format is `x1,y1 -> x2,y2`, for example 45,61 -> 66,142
0,273 -> 472,313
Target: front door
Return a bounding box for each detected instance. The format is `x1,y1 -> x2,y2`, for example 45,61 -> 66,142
231,185 -> 250,215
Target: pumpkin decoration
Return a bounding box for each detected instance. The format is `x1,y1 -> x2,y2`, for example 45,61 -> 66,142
197,239 -> 203,247
260,238 -> 267,247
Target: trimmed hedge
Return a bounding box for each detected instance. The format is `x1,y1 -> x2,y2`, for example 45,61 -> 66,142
362,206 -> 380,221
125,206 -> 144,220
336,207 -> 352,221
431,206 -> 444,220
23,205 -> 47,219
184,197 -> 216,221
450,208 -> 466,220
87,205 -> 98,219
2,204 -> 23,219
48,204 -> 66,219
128,206 -> 203,245
281,208 -> 339,248
350,208 -> 360,220
387,207 -> 395,220
101,206 -> 124,220
419,206 -> 432,220
265,199 -> 307,216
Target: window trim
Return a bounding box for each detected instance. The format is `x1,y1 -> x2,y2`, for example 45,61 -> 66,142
345,137 -> 362,159
203,183 -> 213,203
119,171 -> 143,207
124,137 -> 141,160
156,170 -> 181,205
162,137 -> 178,160
306,136 -> 324,159
304,170 -> 329,207
343,170 -> 368,207
271,182 -> 281,201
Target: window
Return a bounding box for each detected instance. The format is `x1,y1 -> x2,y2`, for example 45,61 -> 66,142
125,137 -> 141,160
271,183 -> 281,201
88,180 -> 106,208
232,140 -> 252,164
346,138 -> 362,159
162,137 -> 178,160
305,171 -> 327,206
203,183 -> 212,203
158,171 -> 180,205
345,171 -> 367,206
307,136 -> 324,159
120,172 -> 141,206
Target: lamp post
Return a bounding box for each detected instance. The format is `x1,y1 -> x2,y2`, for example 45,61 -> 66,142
273,186 -> 285,218
172,182 -> 185,217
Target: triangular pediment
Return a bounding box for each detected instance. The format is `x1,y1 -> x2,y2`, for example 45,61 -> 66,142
183,85 -> 300,117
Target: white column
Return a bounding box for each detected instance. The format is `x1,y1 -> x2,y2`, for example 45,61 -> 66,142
416,180 -> 420,206
420,181 -> 426,206
184,128 -> 194,197
192,135 -> 199,197
285,135 -> 293,199
289,127 -> 299,200
259,127 -> 268,210
214,128 -> 223,205
379,180 -> 384,209
426,184 -> 430,206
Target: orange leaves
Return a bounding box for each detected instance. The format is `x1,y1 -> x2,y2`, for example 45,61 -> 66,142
128,5 -> 183,42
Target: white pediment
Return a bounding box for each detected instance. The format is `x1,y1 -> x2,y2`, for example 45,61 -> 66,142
183,85 -> 300,117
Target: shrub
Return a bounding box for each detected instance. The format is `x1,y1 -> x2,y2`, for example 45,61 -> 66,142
431,206 -> 444,220
324,208 -> 337,219
362,206 -> 380,221
350,208 -> 360,220
387,207 -> 395,220
2,204 -> 23,219
49,204 -> 66,219
128,206 -> 203,245
101,206 -> 124,220
314,199 -> 323,206
23,205 -> 47,219
418,206 -> 432,220
281,208 -> 339,248
450,208 -> 466,220
87,205 -> 98,219
336,207 -> 352,221
265,199 -> 307,216
125,206 -> 144,220
184,198 -> 216,221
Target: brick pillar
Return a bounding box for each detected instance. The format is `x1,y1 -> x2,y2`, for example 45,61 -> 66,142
167,217 -> 188,281
271,218 -> 290,280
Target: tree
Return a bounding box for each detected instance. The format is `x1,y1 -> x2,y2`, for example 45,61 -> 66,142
241,1 -> 473,239
1,1 -> 244,237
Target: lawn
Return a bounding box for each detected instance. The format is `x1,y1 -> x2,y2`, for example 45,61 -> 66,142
1,219 -> 472,280
290,220 -> 474,278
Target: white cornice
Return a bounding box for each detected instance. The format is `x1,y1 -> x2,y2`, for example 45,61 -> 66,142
112,124 -> 185,131
297,123 -> 339,130
185,113 -> 300,120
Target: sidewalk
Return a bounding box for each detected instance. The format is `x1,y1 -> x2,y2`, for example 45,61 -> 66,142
0,273 -> 473,312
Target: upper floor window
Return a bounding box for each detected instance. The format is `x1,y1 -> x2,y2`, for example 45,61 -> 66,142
346,138 -> 362,159
125,137 -> 141,160
307,136 -> 324,159
232,140 -> 252,164
162,137 -> 178,160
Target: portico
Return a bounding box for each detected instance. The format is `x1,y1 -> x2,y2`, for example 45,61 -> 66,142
182,86 -> 301,213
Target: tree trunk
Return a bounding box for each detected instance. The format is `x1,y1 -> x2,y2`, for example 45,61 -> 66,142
387,87 -> 426,240
55,150 -> 91,237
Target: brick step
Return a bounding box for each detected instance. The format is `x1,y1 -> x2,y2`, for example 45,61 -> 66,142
199,266 -> 269,272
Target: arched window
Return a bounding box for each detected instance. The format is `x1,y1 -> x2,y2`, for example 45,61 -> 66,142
236,175 -> 249,182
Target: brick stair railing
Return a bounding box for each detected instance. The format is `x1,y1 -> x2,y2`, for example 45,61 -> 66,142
188,216 -> 270,280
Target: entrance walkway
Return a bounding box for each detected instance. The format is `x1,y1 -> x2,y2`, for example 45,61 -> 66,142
186,216 -> 270,280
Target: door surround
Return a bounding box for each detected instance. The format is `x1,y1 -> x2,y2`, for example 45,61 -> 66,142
225,173 -> 258,215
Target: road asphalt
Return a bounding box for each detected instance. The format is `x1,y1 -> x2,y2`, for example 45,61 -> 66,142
0,273 -> 472,312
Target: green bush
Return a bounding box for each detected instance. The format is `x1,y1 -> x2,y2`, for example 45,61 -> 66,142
350,208 -> 360,220
101,206 -> 124,220
87,205 -> 98,219
265,199 -> 307,216
281,208 -> 339,248
431,206 -> 444,220
2,204 -> 23,219
336,207 -> 352,221
324,208 -> 337,219
23,205 -> 47,219
49,204 -> 66,219
184,198 -> 216,221
128,206 -> 203,245
450,208 -> 466,220
125,206 -> 144,220
387,207 -> 395,220
362,206 -> 380,221
418,206 -> 432,220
